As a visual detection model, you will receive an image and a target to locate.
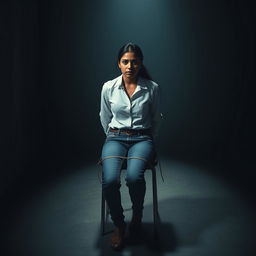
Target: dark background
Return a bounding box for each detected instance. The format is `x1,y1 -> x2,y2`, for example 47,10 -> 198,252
1,0 -> 255,204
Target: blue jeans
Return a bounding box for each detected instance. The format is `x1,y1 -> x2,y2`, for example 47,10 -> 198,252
101,131 -> 156,227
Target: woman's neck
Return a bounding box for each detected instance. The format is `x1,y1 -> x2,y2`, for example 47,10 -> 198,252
122,75 -> 138,85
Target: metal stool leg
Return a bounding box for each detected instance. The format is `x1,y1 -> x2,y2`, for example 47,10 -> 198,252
152,166 -> 159,239
101,189 -> 112,236
101,189 -> 106,235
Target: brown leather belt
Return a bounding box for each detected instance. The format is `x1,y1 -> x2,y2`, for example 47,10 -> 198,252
109,128 -> 152,136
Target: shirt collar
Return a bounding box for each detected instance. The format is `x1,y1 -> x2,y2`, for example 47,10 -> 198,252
114,74 -> 148,89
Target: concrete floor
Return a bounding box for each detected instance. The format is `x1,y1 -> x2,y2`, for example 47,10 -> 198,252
2,158 -> 256,256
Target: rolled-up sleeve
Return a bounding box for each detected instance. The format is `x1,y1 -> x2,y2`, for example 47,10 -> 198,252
151,83 -> 162,139
99,83 -> 112,134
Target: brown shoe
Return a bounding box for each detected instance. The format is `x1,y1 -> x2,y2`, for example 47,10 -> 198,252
111,224 -> 126,250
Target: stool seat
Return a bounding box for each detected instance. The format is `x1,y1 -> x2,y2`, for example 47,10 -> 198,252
120,155 -> 157,170
98,151 -> 158,169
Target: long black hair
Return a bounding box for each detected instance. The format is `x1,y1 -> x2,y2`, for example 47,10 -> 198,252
117,42 -> 152,81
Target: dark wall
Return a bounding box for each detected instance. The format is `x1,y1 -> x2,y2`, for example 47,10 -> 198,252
1,0 -> 43,192
1,0 -> 255,193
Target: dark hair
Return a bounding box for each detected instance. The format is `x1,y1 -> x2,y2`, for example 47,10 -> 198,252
117,42 -> 152,80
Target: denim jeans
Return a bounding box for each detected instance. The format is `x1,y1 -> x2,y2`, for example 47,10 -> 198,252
101,131 -> 156,227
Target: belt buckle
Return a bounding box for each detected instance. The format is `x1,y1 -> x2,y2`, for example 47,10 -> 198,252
120,129 -> 130,135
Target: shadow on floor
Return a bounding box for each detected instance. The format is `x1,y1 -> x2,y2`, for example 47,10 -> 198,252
95,221 -> 177,256
94,196 -> 241,255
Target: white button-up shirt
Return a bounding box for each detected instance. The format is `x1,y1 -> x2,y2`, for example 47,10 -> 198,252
99,74 -> 162,138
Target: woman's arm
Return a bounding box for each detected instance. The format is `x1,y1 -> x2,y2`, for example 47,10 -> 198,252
99,83 -> 113,134
151,83 -> 163,139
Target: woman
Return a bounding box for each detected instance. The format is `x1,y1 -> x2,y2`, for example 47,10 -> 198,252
99,42 -> 161,250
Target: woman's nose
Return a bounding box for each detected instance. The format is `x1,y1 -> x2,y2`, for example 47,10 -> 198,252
127,61 -> 133,68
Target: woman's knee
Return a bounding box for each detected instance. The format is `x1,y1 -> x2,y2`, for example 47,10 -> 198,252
101,158 -> 123,190
125,172 -> 145,186
102,176 -> 121,190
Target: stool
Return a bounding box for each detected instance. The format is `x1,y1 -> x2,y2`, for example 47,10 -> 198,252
98,155 -> 160,239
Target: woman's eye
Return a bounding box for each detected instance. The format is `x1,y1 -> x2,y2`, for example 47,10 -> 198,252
121,60 -> 138,65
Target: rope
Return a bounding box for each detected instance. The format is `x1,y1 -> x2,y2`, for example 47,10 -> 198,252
98,155 -> 148,165
97,156 -> 148,184
97,155 -> 164,184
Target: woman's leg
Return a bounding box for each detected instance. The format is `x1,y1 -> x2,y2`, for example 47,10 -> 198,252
126,138 -> 155,218
101,139 -> 127,227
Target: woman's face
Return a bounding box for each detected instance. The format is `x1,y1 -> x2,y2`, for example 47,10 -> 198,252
118,51 -> 142,81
